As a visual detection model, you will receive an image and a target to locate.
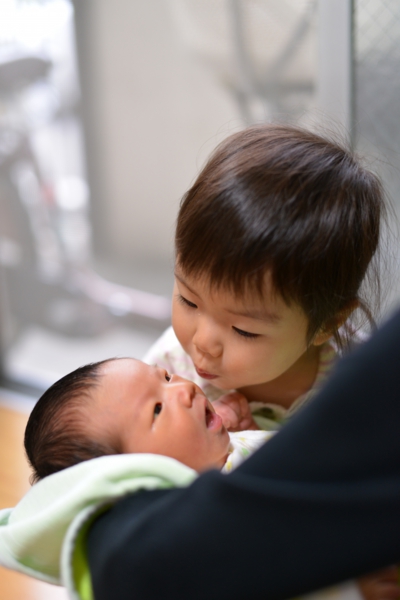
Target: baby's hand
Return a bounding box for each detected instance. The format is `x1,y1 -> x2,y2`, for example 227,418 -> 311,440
213,392 -> 259,432
357,566 -> 400,600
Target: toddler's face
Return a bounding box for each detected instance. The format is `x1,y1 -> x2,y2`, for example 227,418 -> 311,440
172,266 -> 321,392
87,359 -> 230,472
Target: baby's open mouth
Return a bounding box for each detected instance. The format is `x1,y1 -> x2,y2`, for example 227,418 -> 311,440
204,401 -> 223,432
205,405 -> 214,428
205,404 -> 223,431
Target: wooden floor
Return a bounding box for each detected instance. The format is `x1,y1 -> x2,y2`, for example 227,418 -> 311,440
0,401 -> 68,599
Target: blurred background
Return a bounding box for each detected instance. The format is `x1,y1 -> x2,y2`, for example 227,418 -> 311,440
0,0 -> 399,398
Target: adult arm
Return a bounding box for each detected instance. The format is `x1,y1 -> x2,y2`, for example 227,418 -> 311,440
88,310 -> 400,600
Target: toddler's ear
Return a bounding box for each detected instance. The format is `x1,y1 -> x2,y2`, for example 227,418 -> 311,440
312,299 -> 359,346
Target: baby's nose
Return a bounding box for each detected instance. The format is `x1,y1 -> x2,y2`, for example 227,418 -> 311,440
168,376 -> 196,407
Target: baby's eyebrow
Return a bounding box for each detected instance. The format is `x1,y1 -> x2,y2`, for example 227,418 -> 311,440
151,364 -> 167,379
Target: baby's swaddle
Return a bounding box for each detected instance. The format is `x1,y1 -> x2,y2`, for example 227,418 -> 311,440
0,431 -> 270,598
0,454 -> 197,598
0,430 -> 362,600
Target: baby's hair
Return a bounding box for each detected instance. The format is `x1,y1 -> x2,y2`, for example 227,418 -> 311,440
176,124 -> 386,349
25,359 -> 119,483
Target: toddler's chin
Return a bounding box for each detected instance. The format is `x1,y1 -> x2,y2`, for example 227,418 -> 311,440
211,378 -> 237,392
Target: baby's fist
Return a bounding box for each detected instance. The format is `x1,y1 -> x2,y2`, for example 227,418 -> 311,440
358,566 -> 400,600
213,392 -> 259,432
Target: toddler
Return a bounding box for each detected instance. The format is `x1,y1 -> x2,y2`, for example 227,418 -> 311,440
145,124 -> 386,429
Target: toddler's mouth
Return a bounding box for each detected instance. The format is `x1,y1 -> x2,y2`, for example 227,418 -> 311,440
196,366 -> 218,380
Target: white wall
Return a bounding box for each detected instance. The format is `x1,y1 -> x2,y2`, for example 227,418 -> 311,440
79,0 -> 242,270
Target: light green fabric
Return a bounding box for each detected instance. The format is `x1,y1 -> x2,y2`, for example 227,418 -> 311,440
0,453 -> 197,598
67,505 -> 111,600
0,441 -> 378,600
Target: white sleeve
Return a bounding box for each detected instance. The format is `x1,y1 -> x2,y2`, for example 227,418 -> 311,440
142,326 -> 197,381
142,326 -> 179,370
222,431 -> 275,473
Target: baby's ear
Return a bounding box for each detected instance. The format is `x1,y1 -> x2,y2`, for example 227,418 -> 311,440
312,299 -> 359,346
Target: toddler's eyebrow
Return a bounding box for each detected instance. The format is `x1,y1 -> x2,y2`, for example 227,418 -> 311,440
175,271 -> 280,323
225,307 -> 281,323
174,271 -> 195,293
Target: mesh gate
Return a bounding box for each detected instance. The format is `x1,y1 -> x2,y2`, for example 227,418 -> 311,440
354,0 -> 400,209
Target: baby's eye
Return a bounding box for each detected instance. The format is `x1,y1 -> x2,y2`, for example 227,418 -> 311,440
177,294 -> 197,309
154,403 -> 162,417
164,371 -> 171,382
232,326 -> 260,339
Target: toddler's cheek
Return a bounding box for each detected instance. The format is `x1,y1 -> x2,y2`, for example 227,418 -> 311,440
172,323 -> 190,352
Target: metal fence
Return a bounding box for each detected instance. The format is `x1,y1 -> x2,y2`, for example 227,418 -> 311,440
354,0 -> 400,209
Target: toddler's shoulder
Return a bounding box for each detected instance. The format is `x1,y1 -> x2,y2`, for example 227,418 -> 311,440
143,326 -> 182,363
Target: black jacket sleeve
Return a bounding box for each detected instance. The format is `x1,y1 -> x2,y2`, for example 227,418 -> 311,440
87,310 -> 400,600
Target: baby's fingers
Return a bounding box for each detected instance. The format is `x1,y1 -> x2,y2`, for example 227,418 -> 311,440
358,566 -> 400,600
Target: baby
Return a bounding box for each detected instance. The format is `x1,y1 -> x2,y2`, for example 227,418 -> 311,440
22,357 -> 399,600
24,357 -> 270,482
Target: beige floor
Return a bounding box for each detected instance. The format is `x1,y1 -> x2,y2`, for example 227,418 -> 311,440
0,403 -> 68,599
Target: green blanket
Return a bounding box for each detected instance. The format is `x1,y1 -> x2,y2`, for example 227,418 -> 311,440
0,451 -> 370,600
0,453 -> 197,599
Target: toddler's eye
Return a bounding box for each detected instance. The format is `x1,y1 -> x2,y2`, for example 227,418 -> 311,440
177,294 -> 197,309
232,326 -> 259,339
165,371 -> 171,382
154,403 -> 162,417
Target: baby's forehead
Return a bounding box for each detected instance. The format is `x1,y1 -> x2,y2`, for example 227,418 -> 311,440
101,357 -> 142,373
99,357 -> 156,390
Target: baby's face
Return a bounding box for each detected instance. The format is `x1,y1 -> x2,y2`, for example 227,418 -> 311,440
88,359 -> 230,472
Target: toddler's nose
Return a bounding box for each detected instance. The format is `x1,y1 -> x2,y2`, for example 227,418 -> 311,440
193,321 -> 222,358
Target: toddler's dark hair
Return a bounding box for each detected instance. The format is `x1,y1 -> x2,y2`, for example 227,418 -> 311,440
24,360 -> 118,483
176,124 -> 386,349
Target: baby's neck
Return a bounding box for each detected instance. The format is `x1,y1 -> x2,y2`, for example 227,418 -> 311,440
238,345 -> 321,409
